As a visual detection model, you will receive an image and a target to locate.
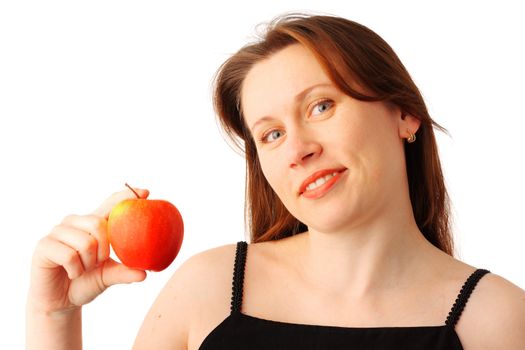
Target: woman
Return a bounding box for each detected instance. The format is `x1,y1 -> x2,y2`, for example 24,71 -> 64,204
27,14 -> 525,349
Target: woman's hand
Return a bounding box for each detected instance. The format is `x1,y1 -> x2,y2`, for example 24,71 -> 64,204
27,187 -> 150,315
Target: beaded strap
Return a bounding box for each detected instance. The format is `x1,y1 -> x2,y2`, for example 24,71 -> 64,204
230,241 -> 248,314
445,268 -> 490,327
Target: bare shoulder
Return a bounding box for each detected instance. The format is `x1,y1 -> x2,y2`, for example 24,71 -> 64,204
456,271 -> 525,349
133,243 -> 238,350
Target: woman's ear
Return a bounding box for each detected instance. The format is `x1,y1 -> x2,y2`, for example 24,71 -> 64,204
399,112 -> 422,139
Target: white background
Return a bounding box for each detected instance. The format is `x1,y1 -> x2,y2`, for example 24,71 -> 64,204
1,0 -> 524,348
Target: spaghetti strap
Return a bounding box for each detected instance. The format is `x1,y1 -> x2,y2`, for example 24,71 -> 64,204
230,241 -> 248,314
445,268 -> 490,327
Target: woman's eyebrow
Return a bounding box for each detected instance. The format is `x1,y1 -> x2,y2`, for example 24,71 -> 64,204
250,116 -> 274,133
294,83 -> 334,103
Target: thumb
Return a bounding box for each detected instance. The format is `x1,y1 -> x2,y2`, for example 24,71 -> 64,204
101,259 -> 147,287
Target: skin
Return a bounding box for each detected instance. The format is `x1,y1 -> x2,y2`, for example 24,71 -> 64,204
27,43 -> 525,350
241,43 -> 443,296
26,188 -> 149,349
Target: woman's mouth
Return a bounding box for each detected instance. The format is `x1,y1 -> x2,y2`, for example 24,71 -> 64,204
299,168 -> 347,199
305,172 -> 339,191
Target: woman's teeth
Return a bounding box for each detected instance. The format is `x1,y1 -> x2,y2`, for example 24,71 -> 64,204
305,172 -> 338,191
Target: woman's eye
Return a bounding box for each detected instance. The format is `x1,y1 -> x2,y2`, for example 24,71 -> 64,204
311,99 -> 334,117
261,129 -> 285,143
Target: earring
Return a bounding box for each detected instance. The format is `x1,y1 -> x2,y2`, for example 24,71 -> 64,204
407,129 -> 416,143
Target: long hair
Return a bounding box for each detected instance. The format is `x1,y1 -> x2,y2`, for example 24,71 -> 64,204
213,14 -> 454,255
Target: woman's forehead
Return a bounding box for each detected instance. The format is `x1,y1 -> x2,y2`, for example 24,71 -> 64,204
240,44 -> 333,123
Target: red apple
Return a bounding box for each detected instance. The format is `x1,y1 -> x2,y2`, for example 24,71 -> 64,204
107,184 -> 184,271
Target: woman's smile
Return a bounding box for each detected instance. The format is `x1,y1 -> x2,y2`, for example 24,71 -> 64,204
299,168 -> 348,199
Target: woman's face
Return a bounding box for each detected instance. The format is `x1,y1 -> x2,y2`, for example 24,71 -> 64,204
241,44 -> 417,234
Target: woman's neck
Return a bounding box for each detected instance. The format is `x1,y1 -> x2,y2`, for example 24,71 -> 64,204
290,215 -> 443,299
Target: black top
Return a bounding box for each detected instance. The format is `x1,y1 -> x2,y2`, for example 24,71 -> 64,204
199,241 -> 490,349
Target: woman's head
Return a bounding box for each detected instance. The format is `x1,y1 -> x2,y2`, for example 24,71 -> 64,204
213,14 -> 453,255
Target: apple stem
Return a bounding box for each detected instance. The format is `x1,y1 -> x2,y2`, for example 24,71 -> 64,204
125,183 -> 141,199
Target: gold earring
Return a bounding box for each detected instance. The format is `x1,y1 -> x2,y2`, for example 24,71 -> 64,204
407,129 -> 416,143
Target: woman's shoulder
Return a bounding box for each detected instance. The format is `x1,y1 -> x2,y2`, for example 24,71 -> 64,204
179,242 -> 239,280
456,270 -> 525,349
133,243 -> 239,350
169,242 -> 239,295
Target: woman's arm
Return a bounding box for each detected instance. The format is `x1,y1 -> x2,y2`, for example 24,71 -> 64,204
456,273 -> 525,349
133,244 -> 236,350
26,303 -> 82,350
26,188 -> 149,350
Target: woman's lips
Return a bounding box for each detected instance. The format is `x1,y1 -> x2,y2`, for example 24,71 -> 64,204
299,168 -> 347,199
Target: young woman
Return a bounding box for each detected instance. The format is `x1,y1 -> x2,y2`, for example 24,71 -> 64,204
27,14 -> 525,349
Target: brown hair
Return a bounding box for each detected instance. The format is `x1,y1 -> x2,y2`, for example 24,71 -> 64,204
213,14 -> 454,255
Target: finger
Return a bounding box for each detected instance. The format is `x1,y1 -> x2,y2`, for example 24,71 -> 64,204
101,258 -> 147,287
34,237 -> 85,280
49,225 -> 98,273
61,214 -> 110,265
91,186 -> 149,219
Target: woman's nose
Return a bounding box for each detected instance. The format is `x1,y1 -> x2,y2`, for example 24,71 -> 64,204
286,129 -> 322,169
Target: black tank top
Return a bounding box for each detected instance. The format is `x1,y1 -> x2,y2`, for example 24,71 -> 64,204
199,241 -> 490,349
